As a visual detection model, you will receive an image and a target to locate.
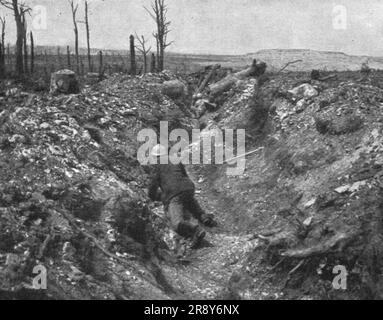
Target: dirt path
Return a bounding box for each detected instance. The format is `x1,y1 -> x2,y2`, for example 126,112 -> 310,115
158,167 -> 261,300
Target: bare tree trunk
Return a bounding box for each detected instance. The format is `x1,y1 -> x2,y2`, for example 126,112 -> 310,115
74,22 -> 79,73
85,1 -> 92,72
30,31 -> 34,74
159,45 -> 164,71
57,46 -> 62,68
0,17 -> 5,77
69,0 -> 79,74
143,54 -> 147,74
129,34 -> 136,75
145,0 -> 173,72
0,42 -> 3,77
21,12 -> 27,74
0,19 -> 4,55
195,64 -> 220,95
98,50 -> 103,75
135,34 -> 151,74
155,34 -> 159,69
7,42 -> 10,67
0,1 -> 29,77
12,0 -> 24,77
151,52 -> 156,73
15,22 -> 23,76
67,45 -> 71,68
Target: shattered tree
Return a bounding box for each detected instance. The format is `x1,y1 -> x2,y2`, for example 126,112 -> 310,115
129,35 -> 136,75
145,0 -> 173,72
135,34 -> 151,74
84,1 -> 92,72
68,0 -> 79,74
0,16 -> 5,77
0,0 -> 30,77
29,31 -> 34,73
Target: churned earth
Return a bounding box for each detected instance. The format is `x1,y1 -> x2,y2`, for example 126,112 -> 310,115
1,67 -> 383,300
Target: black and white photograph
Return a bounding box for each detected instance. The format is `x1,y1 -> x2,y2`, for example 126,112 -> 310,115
0,0 -> 382,304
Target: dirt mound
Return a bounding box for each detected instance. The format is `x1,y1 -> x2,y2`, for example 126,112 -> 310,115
0,71 -> 194,299
203,71 -> 383,299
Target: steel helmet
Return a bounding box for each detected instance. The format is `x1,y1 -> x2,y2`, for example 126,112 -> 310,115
151,144 -> 168,157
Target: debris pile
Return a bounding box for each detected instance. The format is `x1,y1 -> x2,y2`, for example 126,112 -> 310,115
0,71 -> 193,299
1,63 -> 383,300
189,60 -> 267,120
206,70 -> 383,300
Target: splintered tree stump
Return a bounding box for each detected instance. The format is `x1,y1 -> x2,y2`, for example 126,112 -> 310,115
50,69 -> 80,95
195,64 -> 221,95
234,59 -> 266,80
208,59 -> 267,97
209,75 -> 238,97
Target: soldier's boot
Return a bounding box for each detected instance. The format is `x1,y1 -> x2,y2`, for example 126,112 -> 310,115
191,226 -> 206,249
201,214 -> 218,228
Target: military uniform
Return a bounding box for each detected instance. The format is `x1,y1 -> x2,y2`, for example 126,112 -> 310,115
148,163 -> 214,238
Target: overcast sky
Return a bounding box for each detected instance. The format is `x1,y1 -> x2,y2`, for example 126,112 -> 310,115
0,0 -> 382,56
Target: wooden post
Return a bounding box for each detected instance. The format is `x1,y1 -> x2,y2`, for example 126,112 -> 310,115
98,50 -> 103,75
21,13 -> 28,75
7,43 -> 10,67
135,34 -> 151,74
30,31 -> 34,74
85,1 -> 92,72
150,52 -> 156,73
14,5 -> 25,77
195,64 -> 220,95
0,17 -> 5,77
129,34 -> 136,75
0,42 -> 3,78
145,1 -> 173,72
69,1 -> 79,74
67,45 -> 71,68
57,46 -> 62,68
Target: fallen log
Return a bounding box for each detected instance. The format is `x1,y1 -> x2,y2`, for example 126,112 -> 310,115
281,231 -> 360,259
208,74 -> 238,97
208,59 -> 266,97
318,74 -> 338,82
311,69 -> 338,82
195,64 -> 220,95
258,229 -> 298,248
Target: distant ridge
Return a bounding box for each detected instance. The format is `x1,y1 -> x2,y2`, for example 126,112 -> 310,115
248,48 -> 348,56
179,48 -> 383,72
246,49 -> 383,71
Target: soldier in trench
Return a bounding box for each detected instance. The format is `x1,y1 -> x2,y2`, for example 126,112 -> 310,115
147,144 -> 217,248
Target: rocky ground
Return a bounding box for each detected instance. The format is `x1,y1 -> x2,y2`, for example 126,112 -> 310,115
1,66 -> 383,300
